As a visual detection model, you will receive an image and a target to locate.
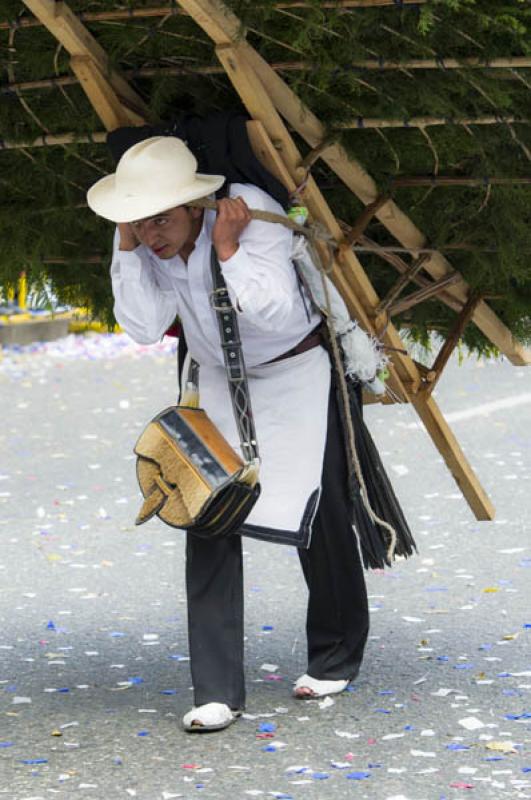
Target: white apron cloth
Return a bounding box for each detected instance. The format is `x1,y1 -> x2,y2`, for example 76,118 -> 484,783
198,345 -> 331,547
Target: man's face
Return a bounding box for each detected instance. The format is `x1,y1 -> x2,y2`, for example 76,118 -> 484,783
130,205 -> 203,260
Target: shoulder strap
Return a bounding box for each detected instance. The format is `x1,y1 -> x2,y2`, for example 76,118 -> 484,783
210,246 -> 259,463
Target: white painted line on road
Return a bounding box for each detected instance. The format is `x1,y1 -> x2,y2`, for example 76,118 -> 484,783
405,392 -> 531,428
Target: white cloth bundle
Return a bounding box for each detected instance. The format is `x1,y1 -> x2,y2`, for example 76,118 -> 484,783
291,236 -> 387,394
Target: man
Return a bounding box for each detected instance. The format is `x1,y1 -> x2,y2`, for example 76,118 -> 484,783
87,135 -> 369,732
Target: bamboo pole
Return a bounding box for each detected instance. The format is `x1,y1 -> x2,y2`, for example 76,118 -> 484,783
0,1 -> 426,30
392,175 -> 531,187
0,132 -> 107,149
4,55 -> 531,95
339,115 -> 529,130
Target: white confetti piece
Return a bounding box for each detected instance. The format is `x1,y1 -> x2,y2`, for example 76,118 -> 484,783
318,695 -> 335,709
459,716 -> 485,730
119,399 -> 130,409
382,733 -> 405,740
410,749 -> 436,758
335,730 -> 360,739
431,688 -> 458,697
420,730 -> 436,737
402,616 -> 424,623
260,663 -> 279,672
12,696 -> 31,704
143,634 -> 159,641
391,464 -> 409,476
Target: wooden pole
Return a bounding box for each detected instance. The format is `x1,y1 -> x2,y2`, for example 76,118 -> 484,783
1,1 -> 427,30
422,291 -> 484,398
338,115 -> 529,130
392,175 -> 531,188
0,132 -> 107,149
4,55 -> 531,95
388,273 -> 463,316
175,0 -> 498,520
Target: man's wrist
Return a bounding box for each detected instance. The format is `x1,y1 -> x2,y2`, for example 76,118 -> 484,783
214,241 -> 239,262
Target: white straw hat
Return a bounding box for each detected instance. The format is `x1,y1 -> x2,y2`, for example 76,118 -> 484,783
86,136 -> 225,223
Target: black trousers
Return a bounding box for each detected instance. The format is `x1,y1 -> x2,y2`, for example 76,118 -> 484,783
185,386 -> 369,709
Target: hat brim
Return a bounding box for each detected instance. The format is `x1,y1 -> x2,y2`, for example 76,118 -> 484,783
87,172 -> 225,223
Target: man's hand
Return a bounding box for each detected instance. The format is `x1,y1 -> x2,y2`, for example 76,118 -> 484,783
212,197 -> 251,261
118,222 -> 139,252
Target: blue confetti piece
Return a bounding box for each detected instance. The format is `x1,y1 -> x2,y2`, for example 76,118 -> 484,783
453,664 -> 474,670
312,772 -> 329,780
522,767 -> 531,773
404,725 -> 414,731
261,745 -> 277,752
484,756 -> 504,762
506,712 -> 531,720
524,623 -> 531,629
110,631 -> 126,637
368,763 -> 382,768
57,688 -> 70,693
262,625 -> 274,631
437,656 -> 449,661
160,689 -> 177,695
258,722 -> 276,732
346,771 -> 371,780
113,757 -> 123,765
21,759 -> 48,765
346,685 -> 357,692
137,731 -> 149,737
46,620 -> 56,630
447,743 -> 470,751
375,708 -> 391,714
0,742 -> 14,748
497,672 -> 512,678
378,690 -> 394,695
128,677 -> 144,684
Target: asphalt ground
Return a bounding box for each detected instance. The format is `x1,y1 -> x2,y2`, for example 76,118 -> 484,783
0,334 -> 529,800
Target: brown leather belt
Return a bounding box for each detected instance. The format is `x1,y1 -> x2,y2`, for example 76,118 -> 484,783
267,325 -> 324,364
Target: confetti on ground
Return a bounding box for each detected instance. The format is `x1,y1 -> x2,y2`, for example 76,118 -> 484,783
1,339 -> 529,798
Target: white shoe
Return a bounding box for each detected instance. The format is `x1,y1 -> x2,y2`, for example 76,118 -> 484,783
293,673 -> 349,699
182,702 -> 242,732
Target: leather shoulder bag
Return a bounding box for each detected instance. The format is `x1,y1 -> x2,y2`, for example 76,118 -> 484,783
133,247 -> 261,538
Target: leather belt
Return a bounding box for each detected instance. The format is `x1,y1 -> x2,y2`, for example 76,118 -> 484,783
267,325 -> 324,364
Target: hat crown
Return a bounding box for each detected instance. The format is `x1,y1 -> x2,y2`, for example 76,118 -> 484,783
115,136 -> 197,199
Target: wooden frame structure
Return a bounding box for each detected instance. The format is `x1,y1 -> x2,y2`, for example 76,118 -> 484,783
20,0 -> 531,523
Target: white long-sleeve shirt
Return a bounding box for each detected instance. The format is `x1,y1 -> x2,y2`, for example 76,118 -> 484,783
110,183 -> 321,367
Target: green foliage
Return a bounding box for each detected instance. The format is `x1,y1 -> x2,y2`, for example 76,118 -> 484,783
0,0 -> 530,354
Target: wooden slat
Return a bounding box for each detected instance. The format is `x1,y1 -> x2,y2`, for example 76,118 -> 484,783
423,291 -> 483,398
22,0 -> 151,124
242,46 -> 531,367
389,273 -> 462,316
70,56 -> 143,129
411,394 -> 495,520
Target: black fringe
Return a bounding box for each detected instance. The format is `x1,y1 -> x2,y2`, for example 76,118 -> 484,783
346,380 -> 417,569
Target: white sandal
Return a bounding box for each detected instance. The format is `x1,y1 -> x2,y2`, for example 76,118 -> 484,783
182,702 -> 242,733
293,674 -> 349,699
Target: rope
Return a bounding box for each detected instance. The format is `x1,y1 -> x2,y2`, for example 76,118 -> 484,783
306,238 -> 398,563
